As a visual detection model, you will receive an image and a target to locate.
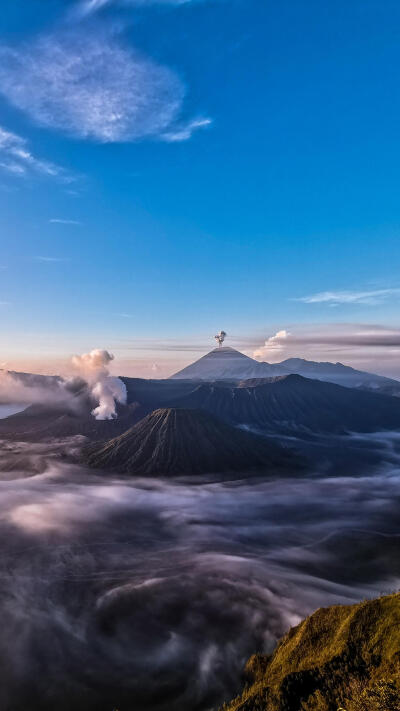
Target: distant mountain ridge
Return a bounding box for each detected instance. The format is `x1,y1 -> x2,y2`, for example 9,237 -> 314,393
169,373 -> 400,434
2,372 -> 400,441
170,346 -> 400,394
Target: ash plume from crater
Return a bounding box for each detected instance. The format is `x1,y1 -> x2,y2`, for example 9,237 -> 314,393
0,432 -> 398,709
214,330 -> 227,348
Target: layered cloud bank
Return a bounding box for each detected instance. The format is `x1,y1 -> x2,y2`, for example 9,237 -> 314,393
0,432 -> 398,710
253,324 -> 400,376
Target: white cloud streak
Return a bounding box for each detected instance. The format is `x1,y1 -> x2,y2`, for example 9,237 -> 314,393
34,256 -> 70,263
78,0 -> 196,15
161,117 -> 212,142
79,0 -> 110,13
49,219 -> 82,225
0,125 -> 68,179
0,32 -> 208,144
295,288 -> 400,306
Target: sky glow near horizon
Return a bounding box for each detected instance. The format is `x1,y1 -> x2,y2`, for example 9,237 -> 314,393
1,0 -> 400,378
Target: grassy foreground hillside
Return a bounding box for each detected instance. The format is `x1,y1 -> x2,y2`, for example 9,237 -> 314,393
220,593 -> 400,711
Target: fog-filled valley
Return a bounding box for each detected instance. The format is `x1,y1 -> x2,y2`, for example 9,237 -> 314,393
0,351 -> 399,710
0,426 -> 399,710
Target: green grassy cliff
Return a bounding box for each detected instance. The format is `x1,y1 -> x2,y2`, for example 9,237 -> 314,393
220,593 -> 400,711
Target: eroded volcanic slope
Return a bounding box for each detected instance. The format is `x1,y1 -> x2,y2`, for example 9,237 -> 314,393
84,407 -> 297,475
220,592 -> 400,711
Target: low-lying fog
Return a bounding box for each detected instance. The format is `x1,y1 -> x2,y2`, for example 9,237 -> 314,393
0,433 -> 399,711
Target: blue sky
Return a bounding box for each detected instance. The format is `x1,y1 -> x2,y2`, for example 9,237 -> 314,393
1,0 -> 400,377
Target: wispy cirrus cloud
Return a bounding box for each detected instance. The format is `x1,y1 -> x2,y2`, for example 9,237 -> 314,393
162,117 -> 212,142
0,125 -> 69,180
0,32 -> 211,144
49,219 -> 82,225
77,0 -> 198,16
78,0 -> 110,13
294,288 -> 400,306
34,256 -> 70,263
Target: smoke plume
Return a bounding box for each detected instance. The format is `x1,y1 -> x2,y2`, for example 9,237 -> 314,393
214,330 -> 227,348
71,349 -> 127,420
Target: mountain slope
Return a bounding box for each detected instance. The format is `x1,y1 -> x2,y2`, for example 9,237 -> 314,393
2,373 -> 400,441
84,407 -> 296,475
171,347 -> 272,381
278,357 -> 400,392
0,402 -> 145,442
220,592 -> 400,711
170,348 -> 400,394
172,374 -> 400,433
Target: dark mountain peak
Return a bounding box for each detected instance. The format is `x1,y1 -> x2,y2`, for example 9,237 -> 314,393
84,407 -> 295,476
278,357 -> 307,366
173,373 -> 400,434
237,373 -> 306,388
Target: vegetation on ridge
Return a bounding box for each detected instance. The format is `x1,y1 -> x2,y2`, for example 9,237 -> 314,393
219,593 -> 400,711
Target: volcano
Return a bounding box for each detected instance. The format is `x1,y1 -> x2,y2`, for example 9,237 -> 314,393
170,346 -> 275,381
84,407 -> 296,476
170,346 -> 400,394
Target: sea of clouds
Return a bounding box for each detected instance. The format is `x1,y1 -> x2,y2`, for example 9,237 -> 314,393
0,430 -> 398,710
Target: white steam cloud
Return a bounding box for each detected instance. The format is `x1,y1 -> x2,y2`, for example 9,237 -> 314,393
71,349 -> 127,420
